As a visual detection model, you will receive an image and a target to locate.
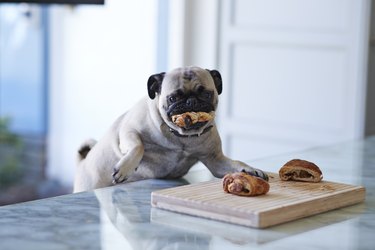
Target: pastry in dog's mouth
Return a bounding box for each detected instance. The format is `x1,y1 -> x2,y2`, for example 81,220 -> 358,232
171,111 -> 214,129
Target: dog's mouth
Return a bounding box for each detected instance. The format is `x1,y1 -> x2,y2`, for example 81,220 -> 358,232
165,95 -> 215,132
166,96 -> 215,117
170,111 -> 214,131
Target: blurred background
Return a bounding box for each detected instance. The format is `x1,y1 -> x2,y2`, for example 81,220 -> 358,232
0,0 -> 374,205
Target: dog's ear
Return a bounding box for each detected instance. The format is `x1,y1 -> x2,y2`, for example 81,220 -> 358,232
206,69 -> 222,95
147,72 -> 165,99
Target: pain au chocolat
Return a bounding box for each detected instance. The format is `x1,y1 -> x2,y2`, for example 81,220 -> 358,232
223,171 -> 270,196
279,159 -> 323,183
171,111 -> 213,128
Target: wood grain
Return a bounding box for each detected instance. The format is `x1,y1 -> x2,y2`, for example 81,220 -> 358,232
151,173 -> 366,228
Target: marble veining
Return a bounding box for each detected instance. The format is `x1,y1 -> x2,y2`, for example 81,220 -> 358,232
0,136 -> 375,249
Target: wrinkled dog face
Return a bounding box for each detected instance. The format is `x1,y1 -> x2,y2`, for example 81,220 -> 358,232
148,66 -> 222,135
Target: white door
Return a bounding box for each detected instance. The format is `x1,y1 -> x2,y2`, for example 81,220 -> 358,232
217,0 -> 371,161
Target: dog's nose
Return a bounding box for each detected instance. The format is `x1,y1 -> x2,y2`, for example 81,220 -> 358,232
186,97 -> 197,108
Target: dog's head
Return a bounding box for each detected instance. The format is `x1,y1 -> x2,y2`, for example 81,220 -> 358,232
147,66 -> 222,136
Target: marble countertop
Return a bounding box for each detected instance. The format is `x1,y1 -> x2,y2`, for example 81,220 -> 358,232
1,136 -> 374,250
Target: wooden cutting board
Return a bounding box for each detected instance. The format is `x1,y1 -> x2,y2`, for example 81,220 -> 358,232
151,173 -> 366,228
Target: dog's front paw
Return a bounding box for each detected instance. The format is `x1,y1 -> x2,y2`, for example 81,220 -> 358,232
112,167 -> 137,184
112,168 -> 129,184
112,165 -> 139,184
241,168 -> 269,181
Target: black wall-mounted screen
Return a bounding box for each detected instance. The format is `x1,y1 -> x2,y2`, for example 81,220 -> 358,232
0,0 -> 104,4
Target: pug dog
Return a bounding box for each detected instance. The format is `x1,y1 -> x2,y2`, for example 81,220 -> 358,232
73,66 -> 268,193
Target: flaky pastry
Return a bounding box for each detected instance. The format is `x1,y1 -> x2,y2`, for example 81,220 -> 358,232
171,112 -> 213,128
279,159 -> 323,183
223,172 -> 270,196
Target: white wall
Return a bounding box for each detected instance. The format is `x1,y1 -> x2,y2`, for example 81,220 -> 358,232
48,1 -> 157,187
167,0 -> 218,69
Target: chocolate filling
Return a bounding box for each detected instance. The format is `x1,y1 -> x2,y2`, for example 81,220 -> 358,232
285,170 -> 313,179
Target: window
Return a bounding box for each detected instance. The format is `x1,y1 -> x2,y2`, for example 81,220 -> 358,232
0,4 -> 68,205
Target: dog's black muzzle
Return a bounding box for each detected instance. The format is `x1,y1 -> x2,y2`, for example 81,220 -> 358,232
166,96 -> 214,130
166,96 -> 214,117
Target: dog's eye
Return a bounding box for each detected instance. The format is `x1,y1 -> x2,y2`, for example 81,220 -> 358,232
169,96 -> 177,103
202,91 -> 212,99
197,85 -> 205,92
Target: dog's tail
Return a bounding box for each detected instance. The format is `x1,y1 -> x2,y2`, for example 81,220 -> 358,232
77,138 -> 97,162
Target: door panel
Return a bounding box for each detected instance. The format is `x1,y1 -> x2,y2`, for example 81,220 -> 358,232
233,0 -> 348,32
229,44 -> 347,132
218,0 -> 371,161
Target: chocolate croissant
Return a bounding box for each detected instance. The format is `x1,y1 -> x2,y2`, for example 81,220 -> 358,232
279,159 -> 323,183
171,112 -> 213,128
222,172 -> 270,196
